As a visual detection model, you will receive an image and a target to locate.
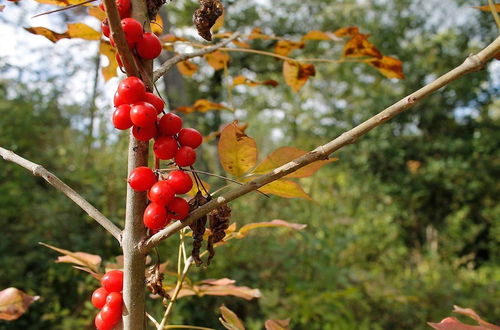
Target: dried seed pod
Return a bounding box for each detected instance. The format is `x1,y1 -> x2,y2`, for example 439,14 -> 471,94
188,192 -> 210,266
145,264 -> 170,303
206,204 -> 231,264
147,0 -> 167,20
193,0 -> 224,41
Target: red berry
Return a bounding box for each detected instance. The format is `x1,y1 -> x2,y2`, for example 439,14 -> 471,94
143,202 -> 169,230
158,113 -> 182,136
91,287 -> 109,309
101,270 -> 124,293
149,181 -> 175,206
144,92 -> 164,114
130,102 -> 157,127
116,0 -> 131,18
95,312 -> 113,330
101,304 -> 121,326
175,146 -> 196,167
153,136 -> 178,160
128,166 -> 156,191
132,124 -> 157,141
136,32 -> 162,59
121,18 -> 143,46
112,104 -> 133,130
117,76 -> 146,104
167,197 -> 189,220
105,292 -> 123,311
166,170 -> 193,194
101,19 -> 110,38
177,128 -> 203,149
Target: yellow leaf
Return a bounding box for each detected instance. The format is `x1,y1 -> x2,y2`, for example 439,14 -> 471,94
252,146 -> 337,178
25,23 -> 100,43
87,6 -> 106,21
99,40 -> 118,81
176,60 -> 198,77
334,26 -> 359,37
176,99 -> 232,114
35,0 -> 92,6
237,219 -> 306,238
161,34 -> 188,43
343,33 -> 382,58
218,121 -> 257,177
186,173 -> 211,197
151,14 -> 163,35
232,75 -> 278,88
204,50 -> 230,70
248,27 -> 271,40
365,55 -> 404,79
302,30 -> 332,40
282,61 -> 315,92
257,179 -> 312,200
473,4 -> 500,12
274,40 -> 305,57
211,12 -> 225,32
232,39 -> 250,48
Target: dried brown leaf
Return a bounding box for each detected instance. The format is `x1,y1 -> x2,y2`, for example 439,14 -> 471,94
283,61 -> 315,92
237,219 -> 307,238
365,55 -> 404,79
0,288 -> 39,321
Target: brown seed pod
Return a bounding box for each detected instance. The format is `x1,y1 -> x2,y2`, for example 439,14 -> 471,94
193,0 -> 224,41
206,203 -> 231,265
188,191 -> 211,266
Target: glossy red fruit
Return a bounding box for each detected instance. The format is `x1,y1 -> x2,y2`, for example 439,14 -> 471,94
132,124 -> 157,141
121,18 -> 143,46
175,146 -> 196,167
128,166 -> 156,191
153,136 -> 178,160
101,304 -> 121,326
115,0 -> 131,18
144,92 -> 164,114
158,113 -> 182,136
177,128 -> 203,149
143,202 -> 169,230
167,197 -> 189,220
166,170 -> 193,194
95,312 -> 113,330
136,32 -> 162,59
112,104 -> 133,130
105,292 -> 123,311
101,270 -> 124,293
130,102 -> 157,127
149,181 -> 175,206
91,287 -> 109,309
117,76 -> 146,104
101,19 -> 110,38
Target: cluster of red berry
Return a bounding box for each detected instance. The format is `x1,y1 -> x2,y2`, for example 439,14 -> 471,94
99,0 -> 162,62
92,270 -> 124,330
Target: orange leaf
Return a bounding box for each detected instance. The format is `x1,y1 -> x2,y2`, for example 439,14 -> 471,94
302,30 -> 333,40
428,317 -> 487,330
40,242 -> 102,273
473,4 -> 500,12
176,99 -> 232,114
25,23 -> 100,43
232,39 -> 250,48
87,6 -> 106,21
274,40 -> 305,57
252,146 -> 337,178
283,61 -> 315,92
176,60 -> 198,77
204,50 -> 230,70
161,34 -> 188,43
237,219 -> 307,238
256,179 -> 312,200
232,75 -> 278,88
99,40 -> 118,81
151,14 -> 163,35
35,0 -> 92,6
218,121 -> 257,177
248,27 -> 271,40
343,33 -> 382,58
220,305 -> 246,330
365,56 -> 404,79
0,288 -> 39,321
334,26 -> 359,37
265,319 -> 291,330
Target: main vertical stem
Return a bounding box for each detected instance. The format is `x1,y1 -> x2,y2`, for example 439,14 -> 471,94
122,0 -> 153,329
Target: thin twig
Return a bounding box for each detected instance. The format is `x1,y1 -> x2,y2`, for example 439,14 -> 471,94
0,147 -> 122,241
487,0 -> 500,31
140,35 -> 500,253
152,33 -> 241,82
32,0 -> 97,18
146,313 -> 161,328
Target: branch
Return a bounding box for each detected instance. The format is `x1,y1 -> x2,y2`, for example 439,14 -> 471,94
0,147 -> 122,241
152,33 -> 241,82
140,35 -> 500,253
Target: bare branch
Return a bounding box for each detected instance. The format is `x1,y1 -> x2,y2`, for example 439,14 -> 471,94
152,33 -> 241,82
140,35 -> 500,253
0,146 -> 122,241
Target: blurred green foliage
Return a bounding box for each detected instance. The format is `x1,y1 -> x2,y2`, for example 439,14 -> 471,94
1,0 -> 499,329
